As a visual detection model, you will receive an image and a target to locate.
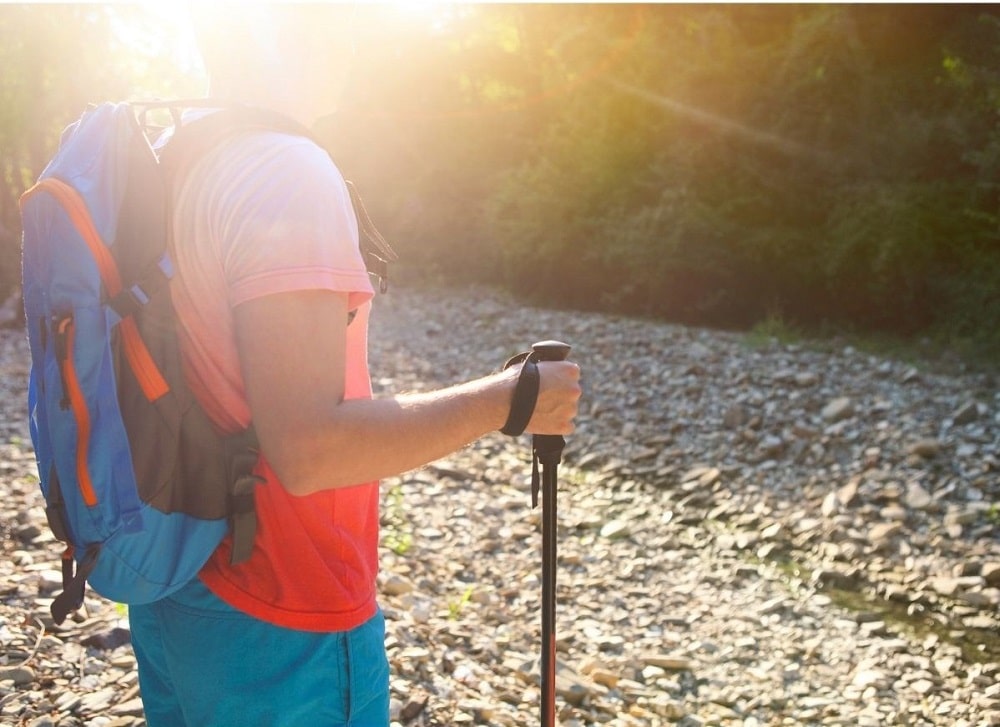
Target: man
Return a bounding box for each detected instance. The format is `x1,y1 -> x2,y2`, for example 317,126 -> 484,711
127,7 -> 582,726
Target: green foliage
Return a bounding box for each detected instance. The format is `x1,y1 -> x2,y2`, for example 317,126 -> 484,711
1,5 -> 998,362
744,311 -> 802,350
479,5 -> 1000,358
0,4 -> 202,289
987,504 -> 1000,527
447,585 -> 475,620
381,484 -> 413,556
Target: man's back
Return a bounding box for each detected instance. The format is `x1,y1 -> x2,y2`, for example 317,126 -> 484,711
171,125 -> 381,631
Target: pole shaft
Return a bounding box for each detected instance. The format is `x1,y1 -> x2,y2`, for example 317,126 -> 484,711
541,463 -> 558,727
530,340 -> 570,727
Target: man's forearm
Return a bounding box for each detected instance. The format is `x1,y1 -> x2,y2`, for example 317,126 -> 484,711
272,369 -> 517,495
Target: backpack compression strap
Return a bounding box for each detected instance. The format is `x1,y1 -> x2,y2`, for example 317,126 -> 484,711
51,543 -> 100,625
224,425 -> 263,565
44,470 -> 100,624
20,178 -> 170,404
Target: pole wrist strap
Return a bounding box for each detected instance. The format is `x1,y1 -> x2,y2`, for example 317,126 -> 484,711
500,352 -> 540,437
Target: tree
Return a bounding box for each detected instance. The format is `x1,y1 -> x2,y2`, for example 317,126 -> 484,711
0,4 -> 201,292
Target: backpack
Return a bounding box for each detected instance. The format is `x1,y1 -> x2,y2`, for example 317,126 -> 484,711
20,101 -> 396,624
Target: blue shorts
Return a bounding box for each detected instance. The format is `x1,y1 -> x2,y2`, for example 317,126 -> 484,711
129,579 -> 389,727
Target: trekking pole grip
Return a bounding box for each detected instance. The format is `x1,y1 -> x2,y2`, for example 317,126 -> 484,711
532,340 -> 571,363
531,340 -> 571,459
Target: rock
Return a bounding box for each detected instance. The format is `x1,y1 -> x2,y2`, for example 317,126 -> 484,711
381,574 -> 415,596
838,477 -> 861,507
880,504 -> 908,522
852,667 -> 890,689
54,693 -> 82,712
869,522 -> 903,542
589,668 -> 620,688
688,341 -> 713,360
759,435 -> 785,458
599,520 -> 631,539
945,508 -> 979,527
951,401 -> 979,425
555,670 -> 591,707
760,522 -> 783,540
907,439 -> 944,459
821,491 -> 840,517
822,397 -> 854,422
681,466 -> 720,487
983,563 -> 1000,587
905,481 -> 933,510
81,626 -> 131,650
859,620 -> 889,637
795,372 -> 819,387
928,577 -> 983,597
649,695 -> 687,720
109,697 -> 145,716
722,404 -> 748,429
399,694 -> 428,721
0,666 -> 35,686
641,654 -> 694,671
79,688 -> 116,714
37,569 -> 62,594
813,568 -> 862,591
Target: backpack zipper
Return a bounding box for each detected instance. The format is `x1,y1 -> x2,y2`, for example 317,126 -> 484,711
22,178 -> 170,402
53,315 -> 97,507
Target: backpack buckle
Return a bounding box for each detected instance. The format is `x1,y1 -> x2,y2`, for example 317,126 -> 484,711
108,254 -> 174,319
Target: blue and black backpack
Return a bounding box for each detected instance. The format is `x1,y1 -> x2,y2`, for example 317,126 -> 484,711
20,101 -> 395,624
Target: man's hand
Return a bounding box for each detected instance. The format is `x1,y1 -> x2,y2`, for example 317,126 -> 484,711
527,361 -> 582,436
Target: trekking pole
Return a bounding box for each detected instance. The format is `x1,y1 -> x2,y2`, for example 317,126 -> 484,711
530,340 -> 571,727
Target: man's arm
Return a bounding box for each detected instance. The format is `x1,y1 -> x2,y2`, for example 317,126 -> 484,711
234,289 -> 581,496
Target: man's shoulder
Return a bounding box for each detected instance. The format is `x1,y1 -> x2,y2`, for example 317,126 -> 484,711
221,129 -> 335,174
188,127 -> 346,207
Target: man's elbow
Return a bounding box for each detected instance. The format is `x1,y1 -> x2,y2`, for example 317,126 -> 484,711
260,436 -> 365,496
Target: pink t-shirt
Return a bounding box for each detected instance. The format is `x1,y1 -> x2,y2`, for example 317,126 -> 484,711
169,128 -> 379,632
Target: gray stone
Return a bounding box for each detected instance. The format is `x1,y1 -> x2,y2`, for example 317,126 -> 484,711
722,404 -> 748,429
838,477 -> 860,507
759,435 -> 785,458
0,666 -> 35,686
795,372 -> 819,387
983,563 -> 1000,587
822,397 -> 854,422
905,481 -> 933,510
908,438 -> 944,459
78,688 -> 116,714
869,521 -> 903,542
599,520 -> 631,539
952,401 -> 979,425
380,574 -> 415,596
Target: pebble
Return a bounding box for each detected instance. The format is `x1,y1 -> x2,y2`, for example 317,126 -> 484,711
908,438 -> 945,459
599,520 -> 630,539
0,284 -> 997,726
822,397 -> 855,422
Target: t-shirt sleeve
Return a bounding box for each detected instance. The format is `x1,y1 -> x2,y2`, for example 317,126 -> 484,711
215,135 -> 375,312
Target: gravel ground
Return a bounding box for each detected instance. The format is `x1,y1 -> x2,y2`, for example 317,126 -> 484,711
0,282 -> 998,727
